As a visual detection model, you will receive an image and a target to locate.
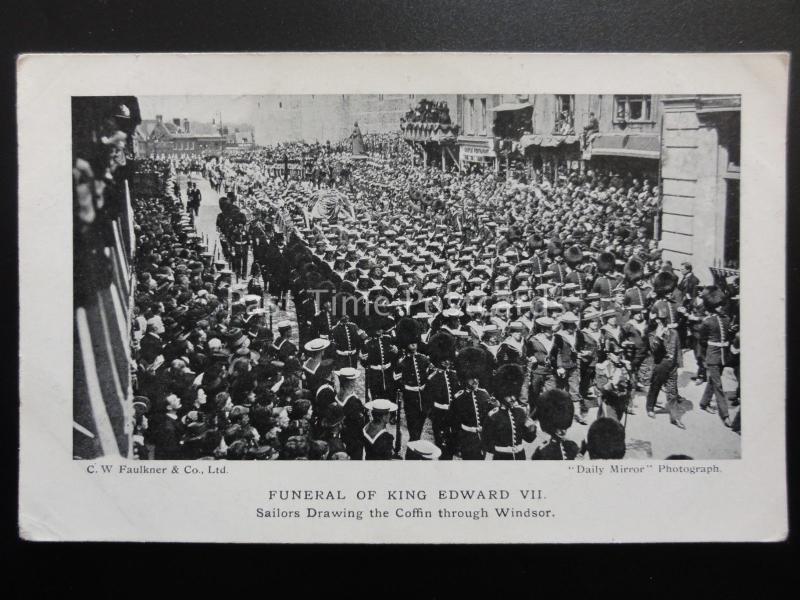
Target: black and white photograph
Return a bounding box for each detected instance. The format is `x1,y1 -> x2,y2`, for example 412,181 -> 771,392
72,91 -> 743,462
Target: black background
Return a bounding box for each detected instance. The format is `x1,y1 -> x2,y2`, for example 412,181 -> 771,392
4,0 -> 798,596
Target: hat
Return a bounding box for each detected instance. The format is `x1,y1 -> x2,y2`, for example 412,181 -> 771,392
564,245 -> 583,267
653,271 -> 677,296
405,440 -> 442,460
586,417 -> 626,459
559,311 -> 580,324
703,289 -> 727,311
365,399 -> 398,413
535,316 -> 557,328
493,364 -> 525,400
455,347 -> 490,385
303,338 -> 331,353
395,317 -> 421,349
597,251 -> 616,274
427,332 -> 456,365
442,307 -> 463,318
536,389 -> 574,435
276,320 -> 292,331
335,367 -> 359,380
624,258 -> 644,283
626,304 -> 644,313
132,396 -> 150,415
507,320 -> 525,332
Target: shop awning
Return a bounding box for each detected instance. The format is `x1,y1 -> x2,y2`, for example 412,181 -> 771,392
489,102 -> 533,112
520,134 -> 579,149
588,133 -> 660,159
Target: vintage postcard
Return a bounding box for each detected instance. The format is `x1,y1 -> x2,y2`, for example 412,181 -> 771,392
18,53 -> 788,542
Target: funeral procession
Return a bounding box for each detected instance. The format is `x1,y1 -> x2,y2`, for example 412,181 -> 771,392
72,93 -> 742,462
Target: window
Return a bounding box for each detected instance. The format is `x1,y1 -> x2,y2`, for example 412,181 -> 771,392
554,95 -> 575,134
480,98 -> 487,134
468,99 -> 475,133
614,95 -> 652,122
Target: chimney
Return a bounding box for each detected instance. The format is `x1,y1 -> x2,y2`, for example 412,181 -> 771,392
172,118 -> 181,128
155,114 -> 163,123
183,119 -> 190,133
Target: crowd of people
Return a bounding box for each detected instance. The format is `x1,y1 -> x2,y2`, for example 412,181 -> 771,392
128,134 -> 741,461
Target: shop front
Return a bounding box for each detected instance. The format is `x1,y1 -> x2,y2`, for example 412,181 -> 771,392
457,135 -> 498,173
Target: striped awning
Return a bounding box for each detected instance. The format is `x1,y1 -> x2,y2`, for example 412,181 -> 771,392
588,133 -> 660,159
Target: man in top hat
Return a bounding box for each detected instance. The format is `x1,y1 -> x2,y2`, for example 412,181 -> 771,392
362,399 -> 398,460
451,347 -> 495,460
526,316 -> 558,415
698,289 -> 734,427
393,317 -> 430,443
553,311 -> 588,424
404,439 -> 442,460
483,365 -> 537,460
424,332 -> 460,459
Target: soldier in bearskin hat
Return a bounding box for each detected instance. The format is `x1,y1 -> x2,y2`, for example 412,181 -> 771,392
329,291 -> 363,369
546,239 -> 568,285
698,289 -> 733,427
393,317 -> 431,442
649,271 -> 681,329
591,251 -> 622,302
359,309 -> 399,403
622,257 -> 651,310
424,332 -> 460,459
646,302 -> 690,428
531,389 -> 578,460
483,364 -> 536,460
451,347 -> 495,460
564,245 -> 592,295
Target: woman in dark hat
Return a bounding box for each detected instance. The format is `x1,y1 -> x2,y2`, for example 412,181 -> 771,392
483,364 -> 537,461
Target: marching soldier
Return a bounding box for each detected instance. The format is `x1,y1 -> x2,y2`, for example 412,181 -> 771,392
553,311 -> 588,424
424,332 -> 460,460
360,312 -> 399,402
329,297 -> 363,369
393,318 -> 430,442
698,290 -> 733,427
451,347 -> 495,460
526,316 -> 558,414
483,365 -> 537,460
646,304 -> 689,428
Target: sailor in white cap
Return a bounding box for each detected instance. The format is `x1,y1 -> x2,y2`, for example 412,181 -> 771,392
302,338 -> 332,396
271,320 -> 297,362
404,439 -> 442,460
363,399 -> 398,460
335,367 -> 366,459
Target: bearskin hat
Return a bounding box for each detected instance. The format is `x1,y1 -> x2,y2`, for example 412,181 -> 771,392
395,317 -> 421,349
623,258 -> 644,283
535,389 -> 575,436
527,233 -> 544,252
455,347 -> 490,386
703,289 -> 727,311
586,417 -> 626,459
546,240 -> 563,259
653,271 -> 677,296
493,364 -> 525,401
564,245 -> 584,267
596,251 -> 616,274
427,332 -> 457,366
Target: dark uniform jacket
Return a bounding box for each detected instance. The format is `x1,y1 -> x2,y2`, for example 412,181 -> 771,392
423,367 -> 460,412
547,260 -> 569,285
362,427 -> 394,460
394,352 -> 430,393
700,313 -> 731,367
312,309 -> 335,339
527,334 -> 556,373
330,320 -> 362,358
483,404 -> 536,455
592,272 -> 623,298
553,330 -> 581,369
450,388 -> 493,433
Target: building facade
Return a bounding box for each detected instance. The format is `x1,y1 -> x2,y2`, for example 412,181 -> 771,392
659,95 -> 741,279
134,116 -> 228,157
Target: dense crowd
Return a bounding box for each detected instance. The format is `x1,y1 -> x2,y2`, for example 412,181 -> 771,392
129,138 -> 740,461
